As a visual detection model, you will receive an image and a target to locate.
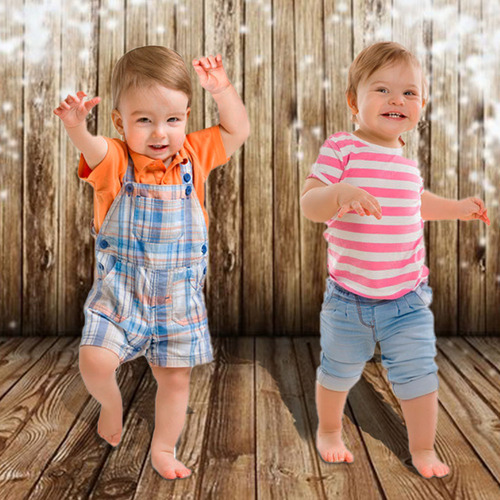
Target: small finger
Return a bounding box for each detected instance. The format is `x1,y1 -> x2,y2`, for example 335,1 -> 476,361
216,53 -> 222,64
61,101 -> 70,110
76,91 -> 87,98
199,57 -> 210,68
207,55 -> 217,68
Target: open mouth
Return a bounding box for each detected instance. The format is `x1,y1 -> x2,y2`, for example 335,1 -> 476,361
149,144 -> 168,150
381,112 -> 406,119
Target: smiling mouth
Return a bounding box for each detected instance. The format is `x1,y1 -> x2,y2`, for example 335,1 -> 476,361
149,145 -> 168,150
382,112 -> 406,118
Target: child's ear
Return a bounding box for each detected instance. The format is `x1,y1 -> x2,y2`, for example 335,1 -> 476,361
346,92 -> 358,117
111,109 -> 124,135
186,107 -> 191,119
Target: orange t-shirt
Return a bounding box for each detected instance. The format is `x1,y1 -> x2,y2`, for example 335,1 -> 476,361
78,125 -> 229,234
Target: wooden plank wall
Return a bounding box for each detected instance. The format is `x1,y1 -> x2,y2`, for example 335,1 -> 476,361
0,0 -> 498,337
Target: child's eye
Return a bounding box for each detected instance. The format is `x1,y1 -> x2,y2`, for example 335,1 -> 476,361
404,91 -> 416,96
137,117 -> 150,122
167,117 -> 179,123
376,88 -> 388,93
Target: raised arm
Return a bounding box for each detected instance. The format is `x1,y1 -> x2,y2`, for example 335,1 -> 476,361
53,91 -> 108,169
192,54 -> 250,157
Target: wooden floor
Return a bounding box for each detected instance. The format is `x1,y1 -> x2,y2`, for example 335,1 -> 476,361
0,336 -> 499,499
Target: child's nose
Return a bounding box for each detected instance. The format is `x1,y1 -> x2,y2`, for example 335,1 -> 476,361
152,125 -> 167,137
389,94 -> 404,105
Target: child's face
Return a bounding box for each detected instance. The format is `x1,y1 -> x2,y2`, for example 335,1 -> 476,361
347,61 -> 425,147
112,83 -> 190,165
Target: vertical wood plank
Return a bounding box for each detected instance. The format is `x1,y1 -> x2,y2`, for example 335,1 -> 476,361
458,0 -> 486,334
126,0 -> 147,51
0,0 -> 23,335
57,0 -> 99,335
98,0 -> 125,140
243,1 -> 273,334
175,0 -> 203,134
205,0 -> 243,336
23,0 -> 62,334
273,0 -> 301,335
484,0 -> 500,333
296,0 -> 326,334
352,0 -> 392,57
429,0 -> 459,334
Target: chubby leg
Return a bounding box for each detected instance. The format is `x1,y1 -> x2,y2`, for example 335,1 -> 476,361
315,382 -> 354,463
149,364 -> 192,480
399,390 -> 450,478
79,345 -> 123,446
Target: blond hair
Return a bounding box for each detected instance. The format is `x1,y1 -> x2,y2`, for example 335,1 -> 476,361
346,42 -> 428,121
111,46 -> 192,110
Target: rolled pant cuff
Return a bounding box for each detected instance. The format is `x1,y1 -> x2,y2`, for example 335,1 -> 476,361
316,366 -> 361,392
392,372 -> 439,400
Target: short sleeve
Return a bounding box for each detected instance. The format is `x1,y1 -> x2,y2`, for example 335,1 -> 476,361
307,137 -> 346,185
185,125 -> 230,178
77,137 -> 127,191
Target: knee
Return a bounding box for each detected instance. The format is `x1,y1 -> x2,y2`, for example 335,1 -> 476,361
79,345 -> 120,380
151,365 -> 191,391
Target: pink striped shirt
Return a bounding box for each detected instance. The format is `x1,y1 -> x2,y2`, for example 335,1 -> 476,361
308,131 -> 429,299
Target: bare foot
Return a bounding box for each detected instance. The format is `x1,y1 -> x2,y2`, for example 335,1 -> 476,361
97,403 -> 123,447
316,429 -> 354,463
151,448 -> 192,480
411,449 -> 450,478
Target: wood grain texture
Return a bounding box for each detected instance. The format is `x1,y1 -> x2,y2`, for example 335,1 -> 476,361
428,0 -> 459,335
273,0 -> 301,335
243,0 -> 274,334
296,0 -> 326,334
1,0 -> 498,336
0,0 -> 23,336
205,0 -> 243,336
458,0 -> 486,334
22,0 -> 62,334
57,0 -> 99,335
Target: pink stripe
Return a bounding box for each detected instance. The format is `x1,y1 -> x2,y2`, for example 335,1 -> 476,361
325,232 -> 423,253
381,205 -> 421,216
335,138 -> 370,149
344,168 -> 421,183
327,220 -> 423,234
317,154 -> 343,168
332,268 -> 424,289
328,246 -> 426,270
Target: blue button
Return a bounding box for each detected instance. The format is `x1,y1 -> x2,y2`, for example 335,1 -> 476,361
100,239 -> 109,249
183,173 -> 191,183
126,183 -> 134,193
98,263 -> 104,270
185,185 -> 192,196
201,244 -> 207,254
203,266 -> 207,275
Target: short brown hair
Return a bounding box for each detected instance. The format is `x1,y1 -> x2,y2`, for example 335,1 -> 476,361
346,41 -> 428,108
111,46 -> 192,110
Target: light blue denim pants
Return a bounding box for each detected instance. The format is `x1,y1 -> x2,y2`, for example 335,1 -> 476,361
317,277 -> 439,400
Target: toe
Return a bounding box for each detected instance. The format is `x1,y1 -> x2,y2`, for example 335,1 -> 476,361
164,469 -> 177,480
421,465 -> 434,478
345,451 -> 354,463
324,452 -> 332,462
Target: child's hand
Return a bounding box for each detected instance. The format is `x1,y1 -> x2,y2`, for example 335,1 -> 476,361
336,183 -> 382,220
53,91 -> 101,128
192,54 -> 231,95
456,197 -> 490,225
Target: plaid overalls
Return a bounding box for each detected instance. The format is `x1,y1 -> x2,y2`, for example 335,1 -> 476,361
81,154 -> 213,367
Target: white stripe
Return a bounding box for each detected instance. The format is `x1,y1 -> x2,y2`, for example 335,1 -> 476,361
331,257 -> 426,279
328,213 -> 422,226
327,226 -> 422,244
328,240 -> 426,262
333,276 -> 424,297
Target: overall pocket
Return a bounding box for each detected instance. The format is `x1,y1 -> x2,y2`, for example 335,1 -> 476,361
86,257 -> 135,324
172,266 -> 207,326
133,196 -> 184,243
